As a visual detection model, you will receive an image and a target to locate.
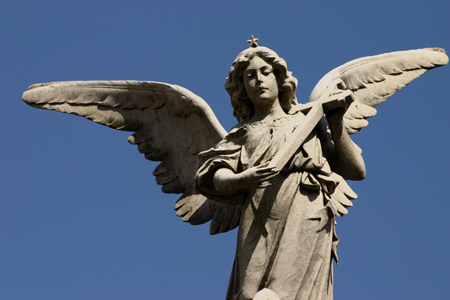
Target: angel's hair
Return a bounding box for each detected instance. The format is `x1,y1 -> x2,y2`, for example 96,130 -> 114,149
225,46 -> 298,122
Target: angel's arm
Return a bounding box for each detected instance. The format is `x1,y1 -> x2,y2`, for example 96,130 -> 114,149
309,47 -> 448,179
324,107 -> 365,180
213,164 -> 279,194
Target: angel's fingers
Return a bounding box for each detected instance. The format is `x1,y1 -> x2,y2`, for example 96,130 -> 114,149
254,170 -> 278,177
254,164 -> 279,173
257,161 -> 271,168
253,164 -> 277,174
257,182 -> 272,189
324,78 -> 344,94
336,79 -> 347,90
256,170 -> 279,182
254,169 -> 279,179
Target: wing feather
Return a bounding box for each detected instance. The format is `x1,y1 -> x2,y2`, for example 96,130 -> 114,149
309,48 -> 448,134
23,80 -> 241,234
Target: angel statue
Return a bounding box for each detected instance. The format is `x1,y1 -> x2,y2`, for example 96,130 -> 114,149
23,37 -> 448,300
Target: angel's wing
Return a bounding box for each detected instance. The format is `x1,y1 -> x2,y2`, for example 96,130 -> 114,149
309,48 -> 449,134
23,80 -> 241,234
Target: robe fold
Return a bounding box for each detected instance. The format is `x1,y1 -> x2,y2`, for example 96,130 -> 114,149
196,113 -> 356,300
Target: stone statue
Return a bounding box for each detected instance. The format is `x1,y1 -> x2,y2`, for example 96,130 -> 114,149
22,37 -> 448,300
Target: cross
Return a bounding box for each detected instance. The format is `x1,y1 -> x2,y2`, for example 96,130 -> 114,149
269,80 -> 354,170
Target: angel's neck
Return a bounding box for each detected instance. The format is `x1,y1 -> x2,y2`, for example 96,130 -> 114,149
248,99 -> 286,124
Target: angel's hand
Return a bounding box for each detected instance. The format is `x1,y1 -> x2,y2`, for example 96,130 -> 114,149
318,79 -> 354,119
213,163 -> 279,194
237,163 -> 280,190
321,80 -> 353,124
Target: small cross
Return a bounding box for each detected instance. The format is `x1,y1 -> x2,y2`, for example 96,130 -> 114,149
247,35 -> 259,48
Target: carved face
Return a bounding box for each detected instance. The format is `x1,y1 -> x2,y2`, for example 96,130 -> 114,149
243,56 -> 279,106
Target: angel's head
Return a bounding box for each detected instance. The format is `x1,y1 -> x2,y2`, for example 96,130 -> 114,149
225,46 -> 298,122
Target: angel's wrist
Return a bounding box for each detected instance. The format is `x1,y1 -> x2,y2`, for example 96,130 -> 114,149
325,114 -> 344,128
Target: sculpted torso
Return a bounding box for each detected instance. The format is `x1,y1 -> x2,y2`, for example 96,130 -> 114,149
196,49 -> 365,299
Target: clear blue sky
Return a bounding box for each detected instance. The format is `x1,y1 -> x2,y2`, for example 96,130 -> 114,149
1,1 -> 449,299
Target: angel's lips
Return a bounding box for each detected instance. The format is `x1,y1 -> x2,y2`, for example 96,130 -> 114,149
257,87 -> 268,93
155,175 -> 178,186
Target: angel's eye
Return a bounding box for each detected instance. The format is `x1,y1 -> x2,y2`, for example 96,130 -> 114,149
261,68 -> 272,76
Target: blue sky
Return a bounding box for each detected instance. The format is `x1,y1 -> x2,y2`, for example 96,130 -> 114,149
1,1 -> 449,299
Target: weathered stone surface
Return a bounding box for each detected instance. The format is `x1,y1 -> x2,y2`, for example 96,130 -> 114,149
253,288 -> 280,300
23,39 -> 448,299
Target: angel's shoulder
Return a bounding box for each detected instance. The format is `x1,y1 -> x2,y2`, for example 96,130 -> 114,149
224,124 -> 248,141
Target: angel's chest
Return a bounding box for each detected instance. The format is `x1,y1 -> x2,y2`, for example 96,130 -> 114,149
240,122 -> 297,168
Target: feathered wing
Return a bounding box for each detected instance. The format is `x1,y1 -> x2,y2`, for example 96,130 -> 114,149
309,48 -> 449,134
23,80 -> 241,234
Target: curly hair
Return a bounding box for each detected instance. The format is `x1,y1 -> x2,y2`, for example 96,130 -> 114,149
225,46 -> 298,122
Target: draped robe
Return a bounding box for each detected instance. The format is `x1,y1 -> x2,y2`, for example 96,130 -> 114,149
196,112 -> 356,300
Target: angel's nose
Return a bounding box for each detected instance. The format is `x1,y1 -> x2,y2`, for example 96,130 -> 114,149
256,72 -> 263,83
